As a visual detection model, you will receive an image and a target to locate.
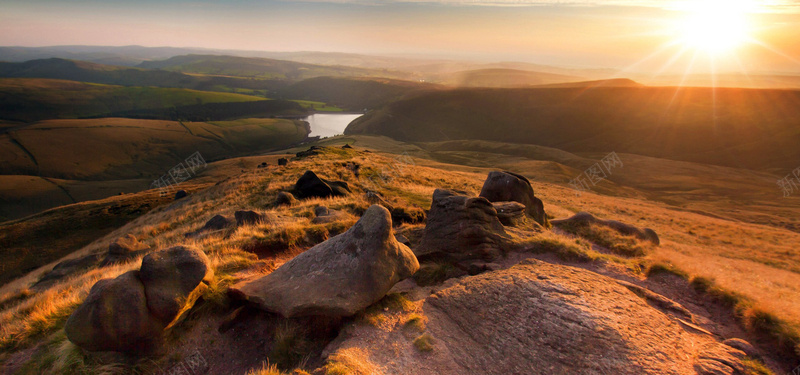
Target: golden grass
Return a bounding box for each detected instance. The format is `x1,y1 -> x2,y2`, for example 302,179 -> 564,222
2,142 -> 800,371
321,348 -> 377,375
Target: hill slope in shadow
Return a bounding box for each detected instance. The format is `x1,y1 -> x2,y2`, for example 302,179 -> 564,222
346,86 -> 800,172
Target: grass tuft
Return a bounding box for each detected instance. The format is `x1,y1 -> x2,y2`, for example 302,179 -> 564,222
413,262 -> 461,286
646,262 -> 690,279
557,221 -> 652,257
413,333 -> 434,352
358,293 -> 415,326
404,314 -> 426,332
742,357 -> 774,375
268,322 -> 310,370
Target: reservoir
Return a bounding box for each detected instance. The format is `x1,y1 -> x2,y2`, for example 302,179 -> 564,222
303,113 -> 363,138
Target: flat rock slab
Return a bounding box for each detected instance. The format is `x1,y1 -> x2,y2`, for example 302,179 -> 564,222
321,259 -> 744,375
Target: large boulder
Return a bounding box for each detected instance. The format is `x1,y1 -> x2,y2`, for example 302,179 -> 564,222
231,205 -> 419,318
139,246 -> 214,325
64,271 -> 165,353
65,246 -> 213,353
479,171 -> 549,227
551,212 -> 660,245
415,189 -> 510,263
293,170 -> 351,199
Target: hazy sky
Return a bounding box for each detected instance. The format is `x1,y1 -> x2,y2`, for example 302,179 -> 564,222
2,0 -> 799,73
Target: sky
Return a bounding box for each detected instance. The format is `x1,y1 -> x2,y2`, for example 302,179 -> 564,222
1,0 -> 800,74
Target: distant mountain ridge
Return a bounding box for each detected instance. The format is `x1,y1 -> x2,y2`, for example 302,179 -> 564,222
137,54 -> 417,81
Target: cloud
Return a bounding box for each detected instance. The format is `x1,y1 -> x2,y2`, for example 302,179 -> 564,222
279,0 -> 800,13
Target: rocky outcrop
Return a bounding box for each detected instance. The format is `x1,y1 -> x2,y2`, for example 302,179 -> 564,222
479,171 -> 549,227
365,191 -> 391,207
275,191 -> 297,206
552,212 -> 660,245
295,146 -> 325,158
293,170 -> 351,199
311,206 -> 349,224
723,338 -> 759,359
391,207 -> 425,225
185,215 -> 233,238
415,189 -> 510,263
322,259 -> 746,374
101,234 -> 150,266
65,246 -> 213,353
491,201 -> 527,227
139,246 -> 214,324
174,190 -> 187,200
235,210 -> 267,227
694,343 -> 747,375
231,205 -> 419,318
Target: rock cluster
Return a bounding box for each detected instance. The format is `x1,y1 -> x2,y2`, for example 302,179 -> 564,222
65,245 -> 213,353
415,189 -> 510,263
479,171 -> 549,227
311,206 -> 348,224
293,170 -> 351,199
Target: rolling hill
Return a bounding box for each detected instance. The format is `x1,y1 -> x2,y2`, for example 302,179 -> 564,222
0,117 -> 309,181
276,76 -> 436,111
0,58 -> 292,96
0,78 -> 266,122
0,117 -> 310,220
427,68 -> 584,87
346,86 -> 800,172
138,54 -> 417,81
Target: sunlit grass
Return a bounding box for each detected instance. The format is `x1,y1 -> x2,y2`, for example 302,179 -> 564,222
1,143 -> 799,372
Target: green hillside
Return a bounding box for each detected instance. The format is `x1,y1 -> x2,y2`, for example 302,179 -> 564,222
346,86 -> 800,172
0,78 -> 264,122
0,58 -> 291,96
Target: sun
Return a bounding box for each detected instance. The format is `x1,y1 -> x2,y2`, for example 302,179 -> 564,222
674,0 -> 755,55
